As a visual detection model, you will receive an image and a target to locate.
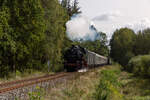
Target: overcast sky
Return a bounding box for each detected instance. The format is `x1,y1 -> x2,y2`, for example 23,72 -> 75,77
77,0 -> 150,38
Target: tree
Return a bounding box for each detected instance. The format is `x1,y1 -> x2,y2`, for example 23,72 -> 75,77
98,32 -> 109,56
0,0 -> 46,76
10,0 -> 46,71
110,28 -> 136,66
71,0 -> 81,15
133,28 -> 150,55
61,0 -> 81,17
0,0 -> 73,77
0,4 -> 16,76
41,0 -> 70,71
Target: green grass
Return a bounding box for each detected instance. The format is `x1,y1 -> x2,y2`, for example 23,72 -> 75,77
0,69 -> 54,83
120,72 -> 150,100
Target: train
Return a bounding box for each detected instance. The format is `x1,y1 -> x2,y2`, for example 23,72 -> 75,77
64,45 -> 110,72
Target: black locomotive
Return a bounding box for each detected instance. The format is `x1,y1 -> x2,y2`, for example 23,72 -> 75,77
64,45 -> 87,71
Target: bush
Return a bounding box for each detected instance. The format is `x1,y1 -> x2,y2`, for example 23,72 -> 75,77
93,69 -> 124,100
128,55 -> 150,76
28,86 -> 45,100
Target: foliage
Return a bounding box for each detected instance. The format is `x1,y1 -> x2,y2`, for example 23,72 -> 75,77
0,0 -> 109,77
43,65 -> 150,100
128,55 -> 150,77
0,0 -> 46,77
28,86 -> 45,100
110,27 -> 150,72
110,28 -> 136,66
0,2 -> 16,77
93,69 -> 124,100
133,28 -> 150,56
61,0 -> 81,17
41,0 -> 70,72
0,0 -> 71,77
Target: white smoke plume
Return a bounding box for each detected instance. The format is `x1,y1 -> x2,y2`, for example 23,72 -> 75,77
66,14 -> 98,41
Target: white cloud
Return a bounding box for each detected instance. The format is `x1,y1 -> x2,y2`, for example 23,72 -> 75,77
92,17 -> 150,40
92,11 -> 122,21
78,0 -> 150,39
125,18 -> 150,32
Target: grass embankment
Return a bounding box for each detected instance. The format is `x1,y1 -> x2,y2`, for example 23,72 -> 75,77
42,65 -> 150,100
120,71 -> 150,100
44,67 -> 104,100
0,70 -> 53,84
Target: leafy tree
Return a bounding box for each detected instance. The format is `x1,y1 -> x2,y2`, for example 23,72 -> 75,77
98,32 -> 109,56
41,0 -> 70,71
0,0 -> 75,77
134,28 -> 150,55
0,0 -> 46,76
10,0 -> 46,71
110,28 -> 136,66
0,4 -> 16,76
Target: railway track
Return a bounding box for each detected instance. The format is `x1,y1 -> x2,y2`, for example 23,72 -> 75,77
0,72 -> 69,94
0,66 -> 105,99
0,66 -> 106,95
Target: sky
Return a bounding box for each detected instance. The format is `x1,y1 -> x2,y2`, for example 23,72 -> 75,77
77,0 -> 150,38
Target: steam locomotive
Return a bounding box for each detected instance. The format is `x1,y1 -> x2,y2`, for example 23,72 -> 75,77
64,45 -> 109,72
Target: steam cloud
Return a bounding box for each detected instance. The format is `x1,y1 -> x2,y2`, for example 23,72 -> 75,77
66,15 -> 98,41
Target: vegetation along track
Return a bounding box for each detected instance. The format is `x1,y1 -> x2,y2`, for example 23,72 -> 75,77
0,66 -> 105,95
0,72 -> 70,94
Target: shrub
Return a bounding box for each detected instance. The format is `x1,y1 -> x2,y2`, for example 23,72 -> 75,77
93,69 -> 124,100
128,55 -> 150,76
28,86 -> 45,100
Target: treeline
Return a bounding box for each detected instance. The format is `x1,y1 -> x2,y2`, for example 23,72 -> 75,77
0,0 -> 80,77
0,0 -> 47,77
110,28 -> 150,76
